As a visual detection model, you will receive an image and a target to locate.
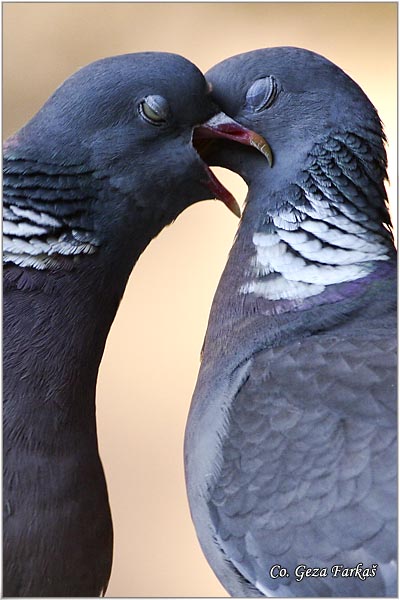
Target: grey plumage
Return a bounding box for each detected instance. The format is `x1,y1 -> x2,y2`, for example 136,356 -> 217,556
3,52 -> 268,597
185,47 -> 396,597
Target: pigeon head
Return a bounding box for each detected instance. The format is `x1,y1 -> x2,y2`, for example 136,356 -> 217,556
4,52 -> 270,272
202,47 -> 394,305
205,47 -> 388,192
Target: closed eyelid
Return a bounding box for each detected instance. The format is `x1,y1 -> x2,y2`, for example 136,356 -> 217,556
143,95 -> 170,118
245,76 -> 279,112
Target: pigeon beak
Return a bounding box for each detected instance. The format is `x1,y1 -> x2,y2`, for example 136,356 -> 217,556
193,113 -> 273,218
203,166 -> 242,218
195,113 -> 273,167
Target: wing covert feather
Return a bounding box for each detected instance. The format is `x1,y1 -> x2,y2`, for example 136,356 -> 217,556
208,332 -> 397,596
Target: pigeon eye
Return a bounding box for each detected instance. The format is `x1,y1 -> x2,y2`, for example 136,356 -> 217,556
245,76 -> 279,112
139,95 -> 169,125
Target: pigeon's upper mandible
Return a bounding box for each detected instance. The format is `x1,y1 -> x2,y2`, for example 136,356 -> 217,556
3,51 -> 271,597
185,47 -> 397,597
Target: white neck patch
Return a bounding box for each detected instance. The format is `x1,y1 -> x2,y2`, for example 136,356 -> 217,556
3,203 -> 99,270
240,215 -> 390,301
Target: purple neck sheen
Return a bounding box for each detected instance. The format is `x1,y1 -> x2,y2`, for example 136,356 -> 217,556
303,260 -> 395,306
240,260 -> 396,318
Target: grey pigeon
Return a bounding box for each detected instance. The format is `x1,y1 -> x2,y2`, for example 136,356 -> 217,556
3,51 -> 270,597
185,47 -> 397,597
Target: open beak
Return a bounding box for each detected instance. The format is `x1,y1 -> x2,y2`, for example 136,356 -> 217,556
193,113 -> 273,218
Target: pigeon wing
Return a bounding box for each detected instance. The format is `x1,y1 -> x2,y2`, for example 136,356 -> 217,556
207,331 -> 397,596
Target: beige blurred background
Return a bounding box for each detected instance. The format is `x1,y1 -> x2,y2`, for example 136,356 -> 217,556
3,3 -> 397,597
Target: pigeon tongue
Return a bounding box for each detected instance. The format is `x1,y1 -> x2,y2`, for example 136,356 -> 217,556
194,112 -> 273,217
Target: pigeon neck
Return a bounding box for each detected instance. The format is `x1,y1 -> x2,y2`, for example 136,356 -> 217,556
238,202 -> 394,305
209,127 -> 395,328
203,181 -> 395,354
2,148 -> 157,272
3,147 -> 172,448
3,255 -> 135,451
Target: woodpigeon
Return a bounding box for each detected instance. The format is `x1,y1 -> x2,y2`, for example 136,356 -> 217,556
3,51 -> 270,597
185,47 -> 397,597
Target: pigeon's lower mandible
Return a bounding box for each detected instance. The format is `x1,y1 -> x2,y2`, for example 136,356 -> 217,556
3,51 -> 271,597
185,47 -> 397,598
